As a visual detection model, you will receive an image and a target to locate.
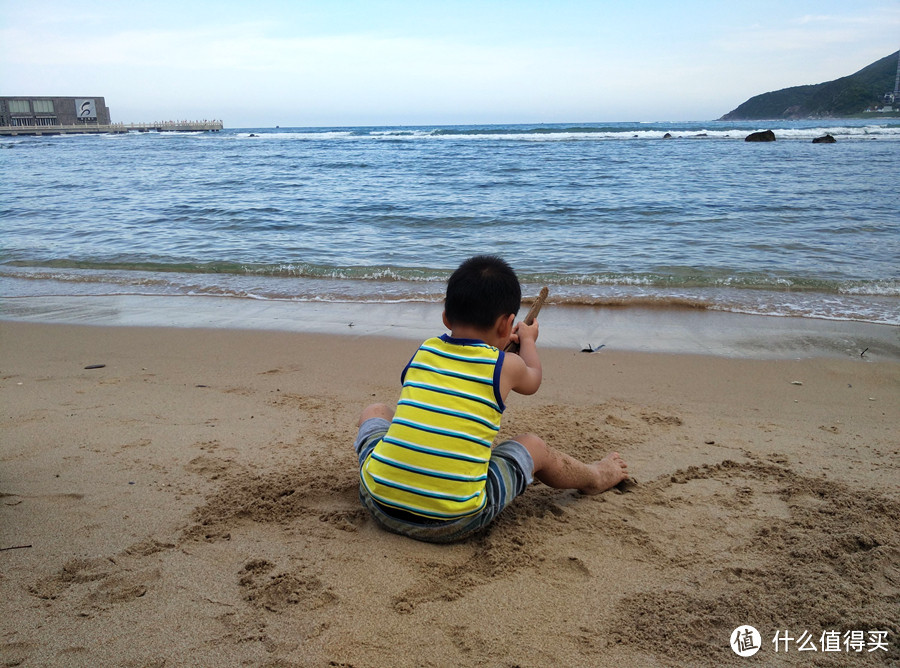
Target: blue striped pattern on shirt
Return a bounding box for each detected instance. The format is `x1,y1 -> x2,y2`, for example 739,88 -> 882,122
361,335 -> 505,519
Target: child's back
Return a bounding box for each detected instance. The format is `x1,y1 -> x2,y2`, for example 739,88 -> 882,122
353,255 -> 627,542
361,334 -> 506,520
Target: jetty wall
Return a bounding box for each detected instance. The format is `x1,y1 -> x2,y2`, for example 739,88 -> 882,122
0,121 -> 224,136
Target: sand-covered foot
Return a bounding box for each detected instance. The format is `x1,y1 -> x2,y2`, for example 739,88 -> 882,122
579,452 -> 628,494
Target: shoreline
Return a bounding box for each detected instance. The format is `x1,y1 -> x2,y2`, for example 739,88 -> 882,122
2,293 -> 899,361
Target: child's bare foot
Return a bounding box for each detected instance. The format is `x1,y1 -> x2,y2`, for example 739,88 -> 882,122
579,452 -> 629,494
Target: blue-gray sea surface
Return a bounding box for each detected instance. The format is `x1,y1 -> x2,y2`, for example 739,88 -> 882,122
2,120 -> 898,324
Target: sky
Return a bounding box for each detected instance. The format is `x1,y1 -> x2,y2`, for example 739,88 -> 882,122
2,0 -> 898,127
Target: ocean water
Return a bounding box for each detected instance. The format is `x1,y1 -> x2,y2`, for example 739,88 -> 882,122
2,120 -> 899,325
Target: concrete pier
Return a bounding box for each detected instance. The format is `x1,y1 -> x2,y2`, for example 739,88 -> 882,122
0,120 -> 223,136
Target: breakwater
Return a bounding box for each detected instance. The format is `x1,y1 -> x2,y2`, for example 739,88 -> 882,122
0,120 -> 223,136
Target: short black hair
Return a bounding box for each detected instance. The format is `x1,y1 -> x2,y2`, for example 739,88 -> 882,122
444,255 -> 521,329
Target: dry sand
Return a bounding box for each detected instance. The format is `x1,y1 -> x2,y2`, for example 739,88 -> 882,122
1,320 -> 898,667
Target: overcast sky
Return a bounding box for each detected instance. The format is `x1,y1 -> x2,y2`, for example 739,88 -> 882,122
2,0 -> 898,127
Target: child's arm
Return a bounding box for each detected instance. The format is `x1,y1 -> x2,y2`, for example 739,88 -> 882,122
502,319 -> 542,397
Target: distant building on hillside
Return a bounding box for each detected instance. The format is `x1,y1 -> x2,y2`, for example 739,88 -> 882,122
0,96 -> 112,127
882,52 -> 900,110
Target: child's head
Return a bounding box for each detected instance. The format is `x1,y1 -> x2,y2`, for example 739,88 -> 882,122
444,255 -> 521,329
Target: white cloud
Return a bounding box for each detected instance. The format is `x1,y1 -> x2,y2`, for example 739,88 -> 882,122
2,21 -> 645,119
714,6 -> 900,53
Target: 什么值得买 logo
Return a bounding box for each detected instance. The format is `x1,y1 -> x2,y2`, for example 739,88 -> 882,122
731,626 -> 891,657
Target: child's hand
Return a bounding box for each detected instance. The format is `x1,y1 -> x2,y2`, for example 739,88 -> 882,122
511,319 -> 539,347
505,319 -> 542,396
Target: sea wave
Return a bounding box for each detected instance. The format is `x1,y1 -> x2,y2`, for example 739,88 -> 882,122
5,121 -> 899,147
428,127 -> 898,142
2,263 -> 897,325
4,260 -> 896,295
184,122 -> 900,143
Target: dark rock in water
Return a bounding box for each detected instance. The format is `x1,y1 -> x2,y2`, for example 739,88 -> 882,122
745,129 -> 776,142
812,134 -> 836,143
663,132 -> 673,139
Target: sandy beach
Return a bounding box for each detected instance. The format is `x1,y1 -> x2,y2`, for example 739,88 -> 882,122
1,317 -> 898,667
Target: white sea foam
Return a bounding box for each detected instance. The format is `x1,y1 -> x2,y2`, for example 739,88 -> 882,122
840,281 -> 900,297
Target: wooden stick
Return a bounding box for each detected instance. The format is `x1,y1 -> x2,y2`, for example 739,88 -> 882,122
504,286 -> 549,353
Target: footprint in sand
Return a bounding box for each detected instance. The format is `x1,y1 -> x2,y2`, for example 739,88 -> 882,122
238,559 -> 336,613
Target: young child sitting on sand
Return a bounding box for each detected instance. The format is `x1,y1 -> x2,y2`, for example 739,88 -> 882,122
354,255 -> 628,542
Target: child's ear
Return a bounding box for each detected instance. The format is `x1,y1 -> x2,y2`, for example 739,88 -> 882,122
442,311 -> 451,331
497,313 -> 515,338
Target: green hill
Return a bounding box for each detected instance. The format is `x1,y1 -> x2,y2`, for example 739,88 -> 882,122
720,50 -> 899,120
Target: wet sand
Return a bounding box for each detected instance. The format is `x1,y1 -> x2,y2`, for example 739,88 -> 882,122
4,293 -> 900,360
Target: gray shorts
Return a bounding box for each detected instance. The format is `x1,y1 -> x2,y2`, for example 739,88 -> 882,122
354,417 -> 534,543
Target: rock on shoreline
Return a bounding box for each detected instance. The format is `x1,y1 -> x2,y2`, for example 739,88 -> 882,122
745,129 -> 776,142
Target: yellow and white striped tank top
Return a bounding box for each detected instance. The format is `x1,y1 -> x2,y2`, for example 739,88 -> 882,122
361,335 -> 505,520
